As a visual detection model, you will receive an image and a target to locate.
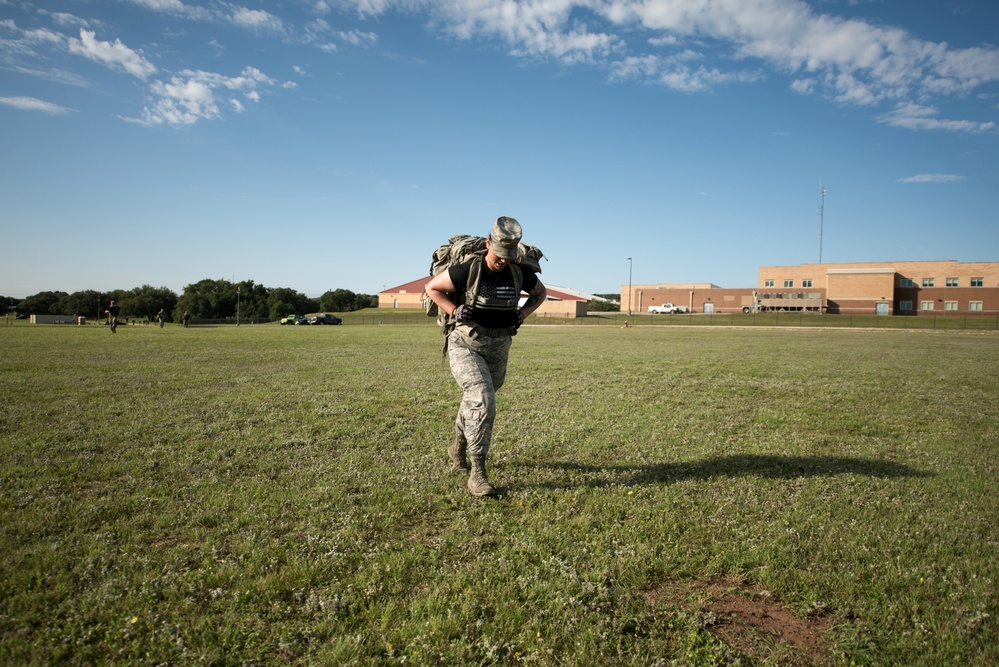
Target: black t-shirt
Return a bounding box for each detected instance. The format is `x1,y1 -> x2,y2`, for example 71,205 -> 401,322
449,258 -> 539,329
107,305 -> 120,317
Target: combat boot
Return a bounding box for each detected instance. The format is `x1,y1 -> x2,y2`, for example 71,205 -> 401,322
447,433 -> 470,474
467,456 -> 496,497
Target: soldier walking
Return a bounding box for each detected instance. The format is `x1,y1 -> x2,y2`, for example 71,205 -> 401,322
424,217 -> 547,496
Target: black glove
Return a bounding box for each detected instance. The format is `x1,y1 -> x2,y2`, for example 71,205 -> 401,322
454,304 -> 473,322
514,310 -> 525,329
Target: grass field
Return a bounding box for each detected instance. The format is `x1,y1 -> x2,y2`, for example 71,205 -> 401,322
1,322 -> 997,665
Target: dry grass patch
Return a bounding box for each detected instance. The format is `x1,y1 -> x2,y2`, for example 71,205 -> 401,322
649,575 -> 837,665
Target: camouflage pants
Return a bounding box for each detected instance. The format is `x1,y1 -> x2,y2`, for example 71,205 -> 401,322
447,326 -> 512,459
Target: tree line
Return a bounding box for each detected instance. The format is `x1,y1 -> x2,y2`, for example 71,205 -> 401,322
3,280 -> 377,323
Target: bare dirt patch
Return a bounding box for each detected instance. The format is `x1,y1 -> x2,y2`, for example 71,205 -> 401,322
648,575 -> 837,665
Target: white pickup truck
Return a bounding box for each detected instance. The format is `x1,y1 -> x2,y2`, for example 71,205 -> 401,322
648,302 -> 688,314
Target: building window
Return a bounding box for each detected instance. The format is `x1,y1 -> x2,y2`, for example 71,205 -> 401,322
922,278 -> 935,287
764,280 -> 774,288
921,301 -> 934,310
899,278 -> 914,288
899,301 -> 913,311
944,301 -> 958,311
969,301 -> 983,311
802,279 -> 813,288
971,277 -> 984,287
783,280 -> 794,288
946,278 -> 959,287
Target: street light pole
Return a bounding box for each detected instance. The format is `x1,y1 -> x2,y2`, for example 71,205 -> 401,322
627,257 -> 633,316
236,284 -> 240,326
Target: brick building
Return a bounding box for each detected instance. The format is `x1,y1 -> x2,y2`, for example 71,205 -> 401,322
623,260 -> 998,316
758,260 -> 998,315
621,283 -> 758,315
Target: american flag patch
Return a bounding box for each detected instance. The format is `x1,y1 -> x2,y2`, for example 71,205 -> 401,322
478,283 -> 517,310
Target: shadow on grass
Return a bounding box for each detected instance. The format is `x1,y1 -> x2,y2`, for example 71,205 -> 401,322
516,454 -> 934,490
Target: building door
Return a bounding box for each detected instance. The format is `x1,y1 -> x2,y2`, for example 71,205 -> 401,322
703,302 -> 714,314
875,303 -> 888,316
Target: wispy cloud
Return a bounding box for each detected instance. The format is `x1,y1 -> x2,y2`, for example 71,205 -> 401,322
135,66 -> 293,126
304,18 -> 377,53
879,102 -> 996,133
6,0 -> 997,131
229,7 -> 285,33
0,96 -> 71,114
2,17 -> 291,126
340,0 -> 999,131
897,173 -> 965,184
67,29 -> 157,79
122,0 -> 213,21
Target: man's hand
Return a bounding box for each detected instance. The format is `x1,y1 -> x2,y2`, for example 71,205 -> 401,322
514,310 -> 525,329
454,304 -> 473,322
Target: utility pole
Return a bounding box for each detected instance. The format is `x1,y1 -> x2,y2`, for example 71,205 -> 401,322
627,257 -> 633,316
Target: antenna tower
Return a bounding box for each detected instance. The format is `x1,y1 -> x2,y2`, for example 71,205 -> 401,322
818,182 -> 826,263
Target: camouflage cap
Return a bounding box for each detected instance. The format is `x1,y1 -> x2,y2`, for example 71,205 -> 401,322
489,216 -> 522,259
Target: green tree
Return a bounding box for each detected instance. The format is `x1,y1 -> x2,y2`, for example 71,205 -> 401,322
56,290 -> 104,318
3,295 -> 22,316
319,289 -> 377,312
18,291 -> 69,315
176,279 -> 235,319
237,281 -> 269,320
588,293 -> 621,312
267,288 -> 316,319
118,285 -> 178,322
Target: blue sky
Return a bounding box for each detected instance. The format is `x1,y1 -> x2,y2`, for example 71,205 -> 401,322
2,0 -> 997,299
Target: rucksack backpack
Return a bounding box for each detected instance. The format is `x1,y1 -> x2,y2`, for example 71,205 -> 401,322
421,234 -> 544,334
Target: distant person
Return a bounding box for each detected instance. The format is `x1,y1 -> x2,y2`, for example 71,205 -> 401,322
157,309 -> 166,328
182,311 -> 190,327
105,300 -> 120,334
424,216 -> 547,497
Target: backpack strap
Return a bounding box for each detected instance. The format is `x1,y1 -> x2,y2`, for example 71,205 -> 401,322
465,256 -> 484,309
440,256 -> 485,361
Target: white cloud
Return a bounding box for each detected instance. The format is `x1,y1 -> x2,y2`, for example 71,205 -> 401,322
127,0 -> 191,10
333,0 -> 998,130
648,35 -> 679,47
137,66 -> 287,125
609,50 -> 761,91
896,174 -> 965,184
123,0 -> 213,21
304,18 -> 377,52
790,77 -> 815,94
39,11 -> 91,29
67,29 -> 157,79
10,0 -> 995,132
879,102 -> 996,133
229,7 -> 285,33
143,74 -> 219,125
0,96 -> 71,114
428,1 -> 621,65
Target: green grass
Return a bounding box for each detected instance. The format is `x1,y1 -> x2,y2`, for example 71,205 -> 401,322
1,323 -> 997,665
336,308 -> 999,332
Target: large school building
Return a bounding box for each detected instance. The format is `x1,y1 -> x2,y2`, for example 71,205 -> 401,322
624,260 -> 999,316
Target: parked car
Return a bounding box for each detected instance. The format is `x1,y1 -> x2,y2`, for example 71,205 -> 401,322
310,313 -> 343,325
280,314 -> 300,325
294,316 -> 309,325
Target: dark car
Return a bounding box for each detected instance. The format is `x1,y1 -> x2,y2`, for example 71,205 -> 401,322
310,313 -> 343,325
294,316 -> 309,325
